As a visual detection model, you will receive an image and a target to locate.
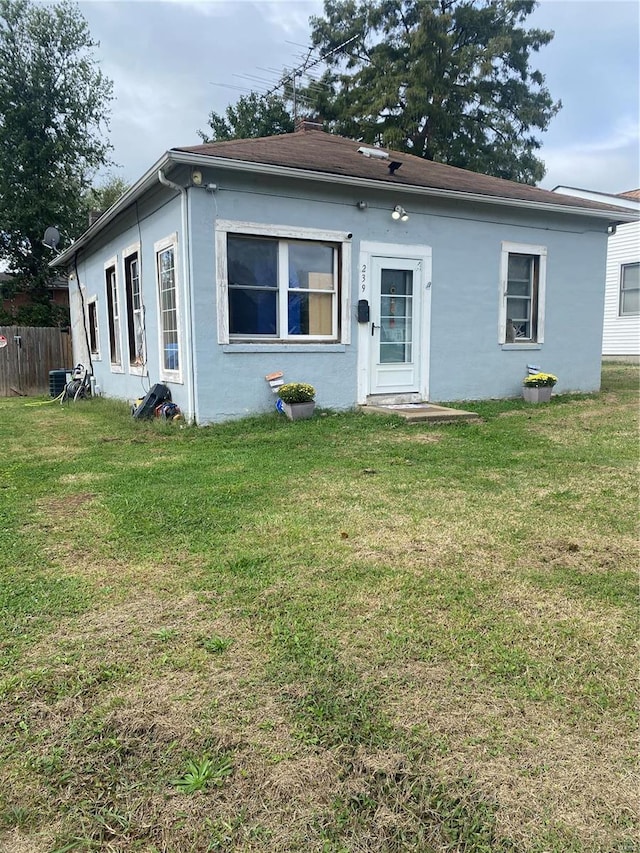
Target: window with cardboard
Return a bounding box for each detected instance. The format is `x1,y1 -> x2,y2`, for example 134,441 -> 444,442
499,242 -> 547,346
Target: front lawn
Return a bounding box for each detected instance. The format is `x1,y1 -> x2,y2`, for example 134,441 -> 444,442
0,364 -> 637,852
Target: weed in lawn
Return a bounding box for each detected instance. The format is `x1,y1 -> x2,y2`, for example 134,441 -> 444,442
198,635 -> 233,654
172,754 -> 233,793
153,627 -> 178,643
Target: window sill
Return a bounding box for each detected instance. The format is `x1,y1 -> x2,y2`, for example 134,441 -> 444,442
500,343 -> 542,351
223,343 -> 347,353
110,365 -> 125,374
160,373 -> 183,385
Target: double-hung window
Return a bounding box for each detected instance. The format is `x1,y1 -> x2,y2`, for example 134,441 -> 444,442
155,235 -> 181,378
105,260 -> 122,366
216,221 -> 351,344
499,242 -> 547,345
124,248 -> 145,368
619,262 -> 639,316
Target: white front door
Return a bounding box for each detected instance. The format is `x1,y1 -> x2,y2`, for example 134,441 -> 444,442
368,255 -> 424,396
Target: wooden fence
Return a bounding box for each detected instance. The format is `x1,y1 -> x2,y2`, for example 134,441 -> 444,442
0,326 -> 73,396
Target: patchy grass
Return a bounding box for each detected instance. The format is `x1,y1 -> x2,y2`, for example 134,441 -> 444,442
0,364 -> 637,852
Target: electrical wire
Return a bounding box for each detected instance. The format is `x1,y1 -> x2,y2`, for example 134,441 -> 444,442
73,251 -> 93,376
135,199 -> 151,395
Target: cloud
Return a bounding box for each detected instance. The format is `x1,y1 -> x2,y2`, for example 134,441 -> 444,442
540,117 -> 640,193
260,0 -> 321,36
568,117 -> 640,157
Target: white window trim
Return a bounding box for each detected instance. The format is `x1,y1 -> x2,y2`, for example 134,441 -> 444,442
123,242 -> 145,376
154,233 -> 183,384
215,219 -> 351,345
619,262 -> 639,317
499,241 -> 547,346
86,295 -> 101,361
104,255 -> 124,373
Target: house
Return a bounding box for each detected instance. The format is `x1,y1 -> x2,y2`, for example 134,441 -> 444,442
0,271 -> 70,324
553,186 -> 639,360
51,124 -> 637,423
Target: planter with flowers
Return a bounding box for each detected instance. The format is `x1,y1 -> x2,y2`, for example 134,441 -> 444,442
276,382 -> 316,420
522,372 -> 557,403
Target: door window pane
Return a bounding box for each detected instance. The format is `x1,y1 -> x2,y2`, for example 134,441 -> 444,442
380,342 -> 412,363
381,269 -> 412,296
378,268 -> 413,364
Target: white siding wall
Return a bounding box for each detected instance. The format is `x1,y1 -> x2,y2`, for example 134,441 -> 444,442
603,221 -> 640,356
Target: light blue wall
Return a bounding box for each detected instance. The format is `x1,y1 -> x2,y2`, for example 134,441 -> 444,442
72,186 -> 189,413
70,163 -> 610,423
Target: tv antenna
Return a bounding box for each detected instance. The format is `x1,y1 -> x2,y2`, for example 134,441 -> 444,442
264,34 -> 359,121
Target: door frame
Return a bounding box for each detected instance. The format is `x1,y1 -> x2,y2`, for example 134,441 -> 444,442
357,241 -> 432,403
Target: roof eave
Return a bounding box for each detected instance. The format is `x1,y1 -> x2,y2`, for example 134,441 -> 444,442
169,150 -> 638,222
50,151 -> 173,268
51,149 -> 638,267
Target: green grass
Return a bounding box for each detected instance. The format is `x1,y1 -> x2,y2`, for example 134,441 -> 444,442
0,364 -> 638,852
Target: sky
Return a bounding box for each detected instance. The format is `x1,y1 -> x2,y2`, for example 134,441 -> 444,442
77,0 -> 640,195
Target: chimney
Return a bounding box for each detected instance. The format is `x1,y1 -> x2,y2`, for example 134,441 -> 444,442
295,118 -> 325,133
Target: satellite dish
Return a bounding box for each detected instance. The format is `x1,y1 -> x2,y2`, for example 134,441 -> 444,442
42,226 -> 61,251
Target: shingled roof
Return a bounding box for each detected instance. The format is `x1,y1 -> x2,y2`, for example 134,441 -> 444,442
51,126 -> 635,269
175,125 -> 630,215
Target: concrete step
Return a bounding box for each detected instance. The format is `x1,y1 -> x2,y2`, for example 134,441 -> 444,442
359,402 -> 480,423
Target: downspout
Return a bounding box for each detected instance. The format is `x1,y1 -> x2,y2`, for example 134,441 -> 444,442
158,169 -> 196,423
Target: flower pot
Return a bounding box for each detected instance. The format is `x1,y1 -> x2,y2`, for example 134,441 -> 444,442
281,401 -> 316,420
523,385 -> 552,403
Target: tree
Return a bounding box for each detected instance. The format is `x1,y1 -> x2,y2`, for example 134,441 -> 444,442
0,0 -> 113,325
304,0 -> 560,184
80,173 -> 129,226
199,92 -> 294,143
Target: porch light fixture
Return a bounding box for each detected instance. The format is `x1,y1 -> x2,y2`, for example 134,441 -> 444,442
392,205 -> 409,222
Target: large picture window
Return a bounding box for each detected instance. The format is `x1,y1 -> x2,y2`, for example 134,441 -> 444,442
227,235 -> 338,339
499,242 -> 547,345
619,262 -> 639,316
216,221 -> 351,345
155,236 -> 180,376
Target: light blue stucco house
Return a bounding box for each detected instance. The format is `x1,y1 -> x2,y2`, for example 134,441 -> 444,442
52,123 -> 636,423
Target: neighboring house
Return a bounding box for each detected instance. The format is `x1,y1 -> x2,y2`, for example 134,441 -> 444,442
0,271 -> 70,322
553,186 -> 639,359
51,124 -> 636,424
